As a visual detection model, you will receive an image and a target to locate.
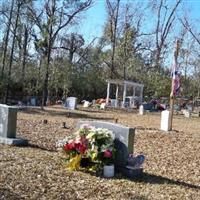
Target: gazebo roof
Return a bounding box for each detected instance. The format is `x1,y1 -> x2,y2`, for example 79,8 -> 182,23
106,79 -> 144,88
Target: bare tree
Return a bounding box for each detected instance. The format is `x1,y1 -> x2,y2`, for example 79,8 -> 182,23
4,0 -> 23,103
180,17 -> 200,46
180,17 -> 200,97
117,2 -> 145,80
28,0 -> 92,107
152,0 -> 182,71
1,0 -> 15,77
21,24 -> 29,81
105,0 -> 120,79
17,1 -> 33,82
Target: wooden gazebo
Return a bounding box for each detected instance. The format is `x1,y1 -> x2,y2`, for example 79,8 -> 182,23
106,79 -> 144,108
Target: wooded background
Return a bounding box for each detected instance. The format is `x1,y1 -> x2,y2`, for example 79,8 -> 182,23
0,0 -> 200,106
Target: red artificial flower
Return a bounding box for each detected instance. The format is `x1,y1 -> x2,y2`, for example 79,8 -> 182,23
104,150 -> 112,158
75,142 -> 87,154
64,141 -> 75,151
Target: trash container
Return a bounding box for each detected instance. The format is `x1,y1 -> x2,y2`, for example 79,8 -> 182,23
65,97 -> 77,110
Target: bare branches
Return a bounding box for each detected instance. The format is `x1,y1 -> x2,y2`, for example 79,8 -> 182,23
156,0 -> 163,48
26,0 -> 93,106
105,0 -> 120,78
27,5 -> 44,32
180,17 -> 200,46
161,0 -> 181,44
52,0 -> 92,41
154,0 -> 182,70
1,0 -> 15,77
75,37 -> 97,64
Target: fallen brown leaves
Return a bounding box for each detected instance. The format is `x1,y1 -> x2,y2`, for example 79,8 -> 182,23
0,106 -> 199,200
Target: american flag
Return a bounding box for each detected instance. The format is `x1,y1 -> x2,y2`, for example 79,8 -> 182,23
171,44 -> 181,96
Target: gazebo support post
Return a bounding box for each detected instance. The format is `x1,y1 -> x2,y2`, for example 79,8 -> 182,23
132,86 -> 135,107
106,82 -> 110,105
122,83 -> 127,108
140,87 -> 143,104
115,85 -> 119,107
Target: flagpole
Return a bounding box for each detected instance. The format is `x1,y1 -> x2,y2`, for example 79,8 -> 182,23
169,39 -> 180,131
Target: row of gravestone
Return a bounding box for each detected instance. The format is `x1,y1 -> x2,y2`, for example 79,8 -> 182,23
0,104 -> 142,178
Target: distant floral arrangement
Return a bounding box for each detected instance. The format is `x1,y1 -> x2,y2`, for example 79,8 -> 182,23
57,124 -> 115,172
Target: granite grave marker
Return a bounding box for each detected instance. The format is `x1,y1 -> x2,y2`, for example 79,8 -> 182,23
0,104 -> 27,145
76,120 -> 143,178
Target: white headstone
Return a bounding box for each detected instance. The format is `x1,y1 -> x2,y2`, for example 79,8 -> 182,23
160,110 -> 170,131
83,101 -> 90,108
100,103 -> 106,109
182,109 -> 186,115
139,105 -> 144,115
184,110 -> 191,118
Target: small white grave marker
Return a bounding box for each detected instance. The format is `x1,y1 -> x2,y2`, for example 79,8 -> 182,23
83,101 -> 90,108
184,110 -> 191,118
100,103 -> 106,110
0,124 -> 3,134
139,105 -> 144,115
160,110 -> 170,131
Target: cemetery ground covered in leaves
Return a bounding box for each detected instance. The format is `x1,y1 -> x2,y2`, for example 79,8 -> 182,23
0,106 -> 200,200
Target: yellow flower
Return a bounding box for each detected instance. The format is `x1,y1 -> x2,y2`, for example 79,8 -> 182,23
91,152 -> 98,161
66,154 -> 82,171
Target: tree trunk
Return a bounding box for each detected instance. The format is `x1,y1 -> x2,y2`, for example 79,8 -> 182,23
155,47 -> 161,71
123,13 -> 129,80
42,49 -> 52,107
106,0 -> 120,79
1,0 -> 15,78
21,25 -> 28,81
110,0 -> 120,79
42,0 -> 55,107
69,34 -> 75,63
5,1 -> 21,103
42,69 -> 49,107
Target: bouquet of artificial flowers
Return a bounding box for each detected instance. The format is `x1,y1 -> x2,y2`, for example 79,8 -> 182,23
58,124 -> 115,171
